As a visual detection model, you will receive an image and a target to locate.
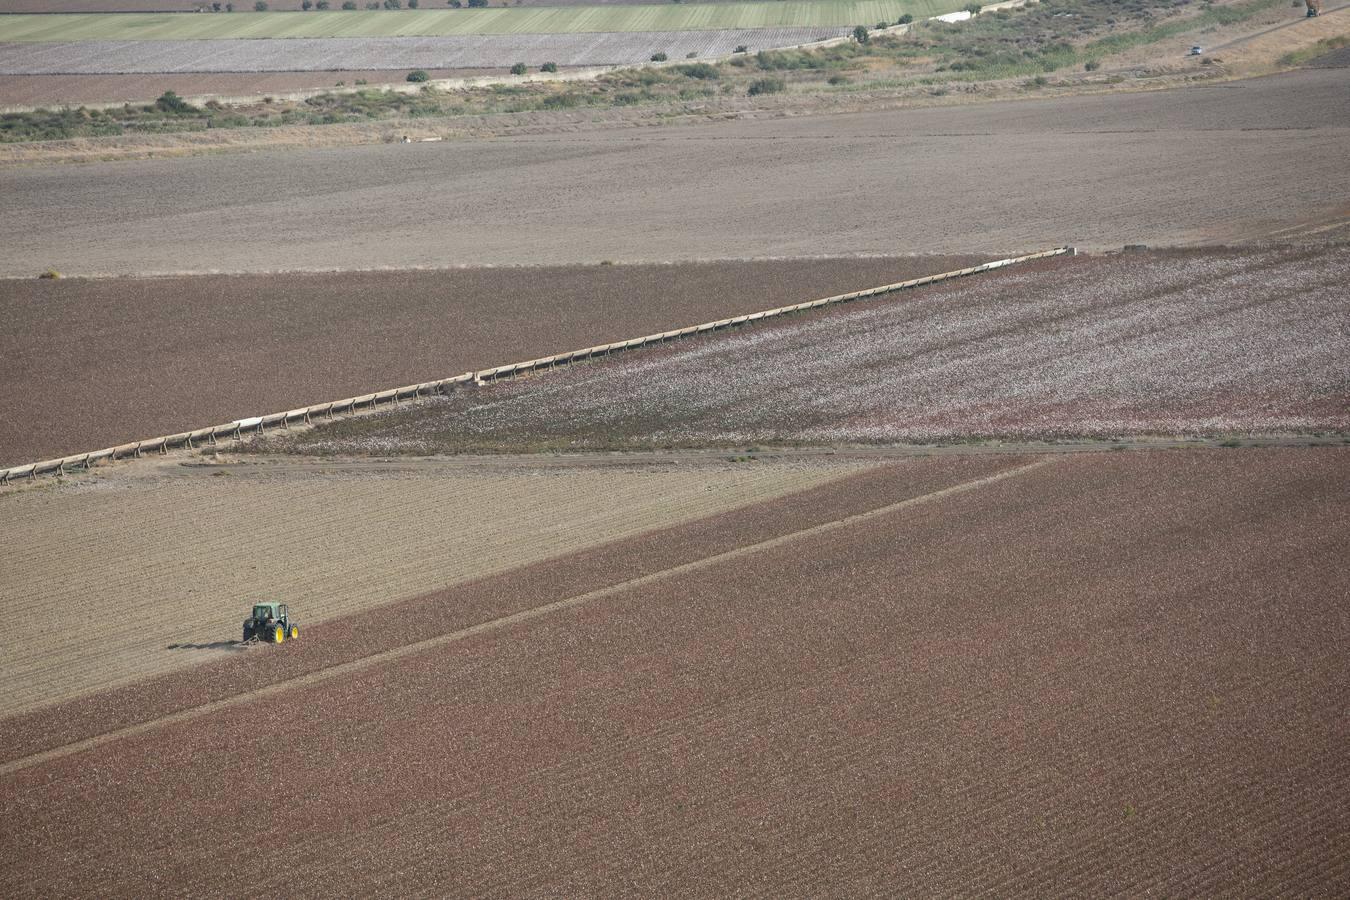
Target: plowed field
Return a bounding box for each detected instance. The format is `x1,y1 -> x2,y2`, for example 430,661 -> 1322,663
0,254 -> 987,466
279,247 -> 1350,451
0,455 -> 865,719
2,447 -> 1347,894
4,66 -> 1346,274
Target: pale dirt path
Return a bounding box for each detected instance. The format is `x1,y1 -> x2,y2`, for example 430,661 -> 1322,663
0,457 -> 870,719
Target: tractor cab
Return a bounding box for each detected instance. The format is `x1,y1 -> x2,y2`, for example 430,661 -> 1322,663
243,602 -> 299,644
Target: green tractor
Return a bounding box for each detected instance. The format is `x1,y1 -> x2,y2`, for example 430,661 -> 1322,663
242,602 -> 300,644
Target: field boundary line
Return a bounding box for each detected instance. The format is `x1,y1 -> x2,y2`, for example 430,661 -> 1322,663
0,246 -> 1073,483
0,456 -> 1053,777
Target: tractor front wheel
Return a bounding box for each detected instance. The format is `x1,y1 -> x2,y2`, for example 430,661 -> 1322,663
273,624 -> 285,644
289,624 -> 299,641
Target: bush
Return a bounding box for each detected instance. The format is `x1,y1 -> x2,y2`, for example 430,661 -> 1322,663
342,0 -> 355,6
734,45 -> 748,53
964,3 -> 982,13
675,62 -> 718,80
408,0 -> 418,6
38,269 -> 61,280
225,2 -> 233,9
467,0 -> 488,6
154,90 -> 196,113
254,0 -> 267,9
1084,59 -> 1100,71
827,74 -> 850,85
853,25 -> 869,44
540,61 -> 558,73
897,13 -> 913,24
876,21 -> 888,30
651,52 -> 668,62
685,51 -> 697,58
382,0 -> 401,8
510,62 -> 527,75
301,0 -> 312,8
365,1 -> 378,8
407,69 -> 429,82
747,77 -> 785,96
316,0 -> 329,6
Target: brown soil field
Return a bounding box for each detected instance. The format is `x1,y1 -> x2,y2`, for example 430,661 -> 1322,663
0,454 -> 868,720
3,66 -> 1346,275
0,254 -> 987,466
277,247 -> 1350,451
0,68 -> 502,106
2,447 -> 1347,894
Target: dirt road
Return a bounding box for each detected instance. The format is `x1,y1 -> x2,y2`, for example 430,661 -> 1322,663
2,447 -> 1347,894
3,67 -> 1346,277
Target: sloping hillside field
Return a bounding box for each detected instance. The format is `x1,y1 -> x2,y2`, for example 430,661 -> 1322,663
266,247 -> 1350,452
2,448 -> 1347,894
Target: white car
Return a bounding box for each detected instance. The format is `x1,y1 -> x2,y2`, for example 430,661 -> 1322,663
1190,45 -> 1204,56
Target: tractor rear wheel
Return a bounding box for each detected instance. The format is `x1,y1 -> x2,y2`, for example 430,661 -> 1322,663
289,624 -> 299,641
273,624 -> 285,644
242,626 -> 252,643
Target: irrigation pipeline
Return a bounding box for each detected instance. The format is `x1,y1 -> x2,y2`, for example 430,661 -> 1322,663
0,247 -> 1074,485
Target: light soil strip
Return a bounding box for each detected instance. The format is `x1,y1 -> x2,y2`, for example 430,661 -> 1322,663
0,456 -> 1052,778
0,460 -> 865,719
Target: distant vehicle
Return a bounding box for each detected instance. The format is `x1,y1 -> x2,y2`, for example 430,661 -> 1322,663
1306,0 -> 1321,16
1190,45 -> 1204,56
242,602 -> 299,644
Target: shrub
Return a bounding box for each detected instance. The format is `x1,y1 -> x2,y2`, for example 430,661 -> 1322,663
38,269 -> 61,279
225,2 -> 233,9
747,77 -> 785,96
316,0 -> 329,6
827,73 -> 850,85
342,0 -> 355,6
1084,59 -> 1100,71
897,13 -> 913,24
301,0 -> 312,8
448,0 -> 461,5
409,0 -> 418,6
407,69 -> 429,82
676,62 -> 718,80
154,90 -> 196,113
365,1 -> 378,8
540,61 -> 558,73
685,51 -> 697,58
651,52 -> 668,62
510,62 -> 527,75
254,0 -> 267,9
382,0 -> 401,8
467,0 -> 488,6
853,25 -> 869,44
211,2 -> 221,9
734,45 -> 748,53
964,2 -> 982,13
876,21 -> 888,30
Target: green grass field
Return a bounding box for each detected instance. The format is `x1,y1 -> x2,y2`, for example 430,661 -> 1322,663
0,2 -> 963,40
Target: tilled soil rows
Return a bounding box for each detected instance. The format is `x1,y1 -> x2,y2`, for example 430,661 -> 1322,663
0,255 -> 986,466
270,247 -> 1350,451
0,455 -> 867,720
4,67 -> 1346,274
2,447 -> 1347,894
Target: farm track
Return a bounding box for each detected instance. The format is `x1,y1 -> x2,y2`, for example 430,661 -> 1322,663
0,254 -> 987,466
4,67 -> 1346,273
0,456 -> 868,720
2,447 -> 1346,894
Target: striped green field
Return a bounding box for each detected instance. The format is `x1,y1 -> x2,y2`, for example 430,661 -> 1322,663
0,2 -> 962,40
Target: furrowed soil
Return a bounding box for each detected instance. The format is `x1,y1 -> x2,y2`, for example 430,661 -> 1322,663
0,454 -> 870,720
0,254 -> 986,466
2,447 -> 1347,894
267,247 -> 1350,452
3,67 -> 1346,274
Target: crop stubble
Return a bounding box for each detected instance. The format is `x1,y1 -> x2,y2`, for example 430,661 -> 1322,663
286,247 -> 1350,450
1,448 -> 1347,894
0,255 -> 987,466
3,67 -> 1346,274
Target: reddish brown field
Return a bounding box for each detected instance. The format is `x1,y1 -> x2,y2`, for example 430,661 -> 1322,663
0,255 -> 987,466
2,447 -> 1348,895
